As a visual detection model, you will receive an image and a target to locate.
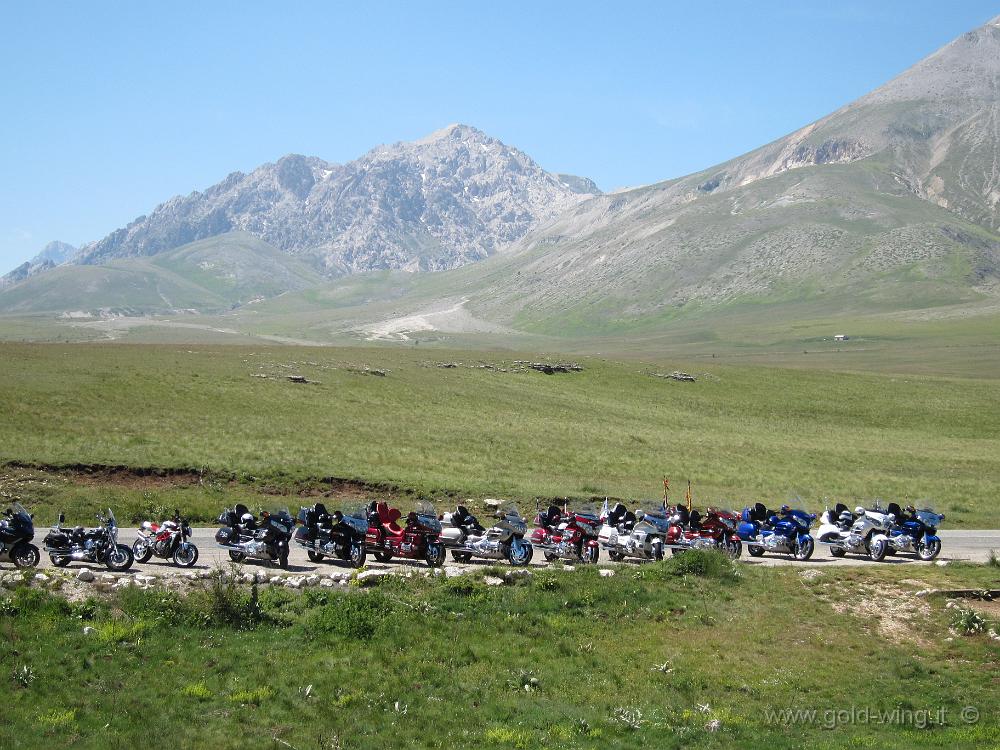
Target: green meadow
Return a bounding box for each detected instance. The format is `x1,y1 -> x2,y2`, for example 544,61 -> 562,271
0,343 -> 997,526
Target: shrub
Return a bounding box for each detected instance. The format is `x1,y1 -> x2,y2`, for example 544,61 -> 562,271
658,549 -> 739,581
182,681 -> 214,700
951,606 -> 989,635
304,591 -> 394,640
228,686 -> 274,704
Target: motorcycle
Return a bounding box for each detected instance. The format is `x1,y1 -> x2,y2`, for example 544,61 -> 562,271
816,503 -> 893,561
294,502 -> 367,568
44,509 -> 134,570
365,500 -> 446,567
737,503 -> 816,560
439,503 -> 533,566
133,510 -> 199,567
882,503 -> 944,560
0,502 -> 40,568
664,506 -> 743,558
598,502 -> 669,562
215,505 -> 294,568
529,501 -> 602,564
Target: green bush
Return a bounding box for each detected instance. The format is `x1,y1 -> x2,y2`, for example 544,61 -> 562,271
655,549 -> 739,581
303,591 -> 394,640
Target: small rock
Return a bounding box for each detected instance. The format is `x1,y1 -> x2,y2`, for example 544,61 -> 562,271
444,566 -> 466,578
304,575 -> 320,587
562,565 -> 576,572
320,579 -> 334,587
34,574 -> 50,584
599,569 -> 615,578
935,560 -> 949,566
705,719 -> 721,732
483,499 -> 501,509
356,570 -> 392,584
83,626 -> 95,635
484,576 -> 504,587
77,569 -> 95,583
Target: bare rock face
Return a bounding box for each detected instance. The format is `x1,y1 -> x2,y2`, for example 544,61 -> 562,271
73,125 -> 599,276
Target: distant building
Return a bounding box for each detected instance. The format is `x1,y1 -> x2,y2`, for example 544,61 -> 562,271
833,334 -> 849,341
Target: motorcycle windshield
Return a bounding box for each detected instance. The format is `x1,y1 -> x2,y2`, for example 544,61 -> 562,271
11,502 -> 32,523
497,503 -> 525,523
915,509 -> 943,528
572,502 -> 600,520
637,508 -> 671,533
340,505 -> 369,535
106,509 -> 117,527
412,501 -> 442,533
788,509 -> 815,529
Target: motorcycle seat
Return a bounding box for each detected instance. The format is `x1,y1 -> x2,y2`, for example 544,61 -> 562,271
375,503 -> 403,533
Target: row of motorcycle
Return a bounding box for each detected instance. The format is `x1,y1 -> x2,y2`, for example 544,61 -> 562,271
0,495 -> 944,572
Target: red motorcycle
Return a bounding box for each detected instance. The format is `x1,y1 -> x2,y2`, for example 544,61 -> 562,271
133,510 -> 199,567
365,501 -> 446,567
529,502 -> 602,563
665,506 -> 742,558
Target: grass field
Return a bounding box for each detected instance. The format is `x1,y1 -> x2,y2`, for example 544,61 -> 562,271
1,343 -> 998,527
1,553 -> 997,749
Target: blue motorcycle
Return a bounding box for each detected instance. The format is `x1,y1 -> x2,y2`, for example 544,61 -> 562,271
737,503 -> 816,560
881,502 -> 944,560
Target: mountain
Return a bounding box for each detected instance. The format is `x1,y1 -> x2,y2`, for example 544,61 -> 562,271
1,241 -> 76,289
0,233 -> 321,315
439,15 -> 1000,334
72,124 -> 597,276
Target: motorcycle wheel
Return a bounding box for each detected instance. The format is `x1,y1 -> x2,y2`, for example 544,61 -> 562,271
451,551 -> 473,563
607,550 -> 625,562
349,543 -> 366,568
173,543 -> 199,568
505,539 -> 533,567
794,537 -> 814,561
582,545 -> 599,565
543,551 -> 559,562
307,551 -> 324,563
373,550 -> 393,563
916,539 -> 941,561
424,542 -> 445,568
228,551 -> 246,563
106,544 -> 134,571
132,539 -> 153,564
50,554 -> 71,567
651,539 -> 664,562
747,545 -> 765,557
867,538 -> 887,562
724,539 -> 742,559
829,546 -> 846,558
11,542 -> 40,569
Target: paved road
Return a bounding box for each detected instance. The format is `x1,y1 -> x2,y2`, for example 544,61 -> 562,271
24,528 -> 1000,576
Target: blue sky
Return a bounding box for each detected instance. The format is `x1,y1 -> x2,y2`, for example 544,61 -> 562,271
1,1 -> 997,273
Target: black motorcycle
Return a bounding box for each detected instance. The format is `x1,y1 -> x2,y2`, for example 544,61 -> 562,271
216,505 -> 294,568
0,502 -> 40,568
43,509 -> 134,570
294,503 -> 367,568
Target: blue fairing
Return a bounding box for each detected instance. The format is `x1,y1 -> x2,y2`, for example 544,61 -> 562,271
737,520 -> 760,541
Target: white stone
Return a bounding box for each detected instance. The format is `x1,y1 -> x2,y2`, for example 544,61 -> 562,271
82,626 -> 95,635
76,569 -> 95,583
484,576 -> 504,587
599,569 -> 615,578
304,575 -> 320,586
356,569 -> 392,583
444,566 -> 465,578
320,579 -> 334,587
34,574 -> 50,584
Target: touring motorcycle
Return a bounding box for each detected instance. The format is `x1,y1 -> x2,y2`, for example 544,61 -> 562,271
882,503 -> 944,560
737,503 -> 816,560
133,510 -> 199,567
598,502 -> 669,562
44,509 -> 133,570
215,505 -> 295,568
294,502 -> 367,567
664,506 -> 743,558
529,502 -> 602,563
0,502 -> 40,568
816,503 -> 893,561
439,503 -> 533,565
365,501 -> 445,567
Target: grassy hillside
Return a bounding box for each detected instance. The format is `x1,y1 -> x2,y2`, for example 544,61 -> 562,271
1,344 -> 997,526
2,555 -> 997,749
0,232 -> 322,316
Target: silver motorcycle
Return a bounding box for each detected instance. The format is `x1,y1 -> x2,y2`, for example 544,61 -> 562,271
439,503 -> 533,566
598,503 -> 668,562
816,502 -> 893,561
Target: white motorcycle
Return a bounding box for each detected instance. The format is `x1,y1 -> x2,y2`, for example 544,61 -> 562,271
816,503 -> 893,561
439,503 -> 533,566
598,503 -> 667,562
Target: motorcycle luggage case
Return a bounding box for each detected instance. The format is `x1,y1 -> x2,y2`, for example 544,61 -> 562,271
44,530 -> 69,546
215,527 -> 236,544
